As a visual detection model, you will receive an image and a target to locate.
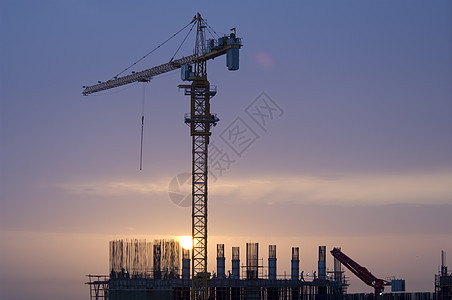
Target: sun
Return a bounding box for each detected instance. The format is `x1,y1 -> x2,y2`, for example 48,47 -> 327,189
179,236 -> 193,250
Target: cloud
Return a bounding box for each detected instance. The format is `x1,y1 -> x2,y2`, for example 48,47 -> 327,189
210,171 -> 452,205
59,171 -> 452,206
60,179 -> 169,196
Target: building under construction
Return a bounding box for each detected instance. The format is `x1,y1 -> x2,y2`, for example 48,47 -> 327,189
88,240 -> 452,300
435,250 -> 452,300
87,239 -> 346,300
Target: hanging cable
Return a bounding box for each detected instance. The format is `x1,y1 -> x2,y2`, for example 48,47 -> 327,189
139,84 -> 146,170
205,27 -> 217,40
206,22 -> 221,38
170,21 -> 196,62
113,20 -> 195,80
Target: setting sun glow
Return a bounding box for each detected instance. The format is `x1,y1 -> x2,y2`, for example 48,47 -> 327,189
179,236 -> 193,250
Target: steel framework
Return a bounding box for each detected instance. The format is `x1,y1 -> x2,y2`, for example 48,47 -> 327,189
86,275 -> 109,300
180,78 -> 217,300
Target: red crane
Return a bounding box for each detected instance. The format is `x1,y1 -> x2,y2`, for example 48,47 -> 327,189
331,248 -> 391,294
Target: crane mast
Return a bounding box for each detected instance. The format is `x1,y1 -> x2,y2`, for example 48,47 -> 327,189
82,13 -> 242,300
184,15 -> 212,300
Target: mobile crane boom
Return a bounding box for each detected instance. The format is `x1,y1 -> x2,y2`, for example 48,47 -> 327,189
331,248 -> 391,294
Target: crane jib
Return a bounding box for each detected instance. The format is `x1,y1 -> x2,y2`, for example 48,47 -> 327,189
82,54 -> 197,95
82,37 -> 242,96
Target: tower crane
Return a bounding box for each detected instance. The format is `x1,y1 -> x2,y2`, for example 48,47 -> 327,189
82,13 -> 242,300
331,248 -> 391,295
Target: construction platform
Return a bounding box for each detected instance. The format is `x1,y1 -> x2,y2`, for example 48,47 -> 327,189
86,239 -> 444,300
87,239 -> 345,299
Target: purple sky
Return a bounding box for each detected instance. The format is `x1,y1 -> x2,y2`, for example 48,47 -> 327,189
1,1 -> 451,299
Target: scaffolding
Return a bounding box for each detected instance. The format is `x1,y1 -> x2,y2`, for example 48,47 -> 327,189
246,242 -> 259,280
332,247 -> 347,294
109,239 -> 180,279
86,275 -> 109,300
109,239 -> 153,278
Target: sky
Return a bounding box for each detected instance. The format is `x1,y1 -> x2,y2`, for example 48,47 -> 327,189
1,0 -> 451,299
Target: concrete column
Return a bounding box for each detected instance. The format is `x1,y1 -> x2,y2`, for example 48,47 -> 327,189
232,246 -> 240,279
182,248 -> 190,280
217,244 -> 225,278
268,245 -> 277,280
291,247 -> 299,280
318,246 -> 326,280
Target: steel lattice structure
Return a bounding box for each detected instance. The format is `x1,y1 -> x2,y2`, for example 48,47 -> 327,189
181,78 -> 218,300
